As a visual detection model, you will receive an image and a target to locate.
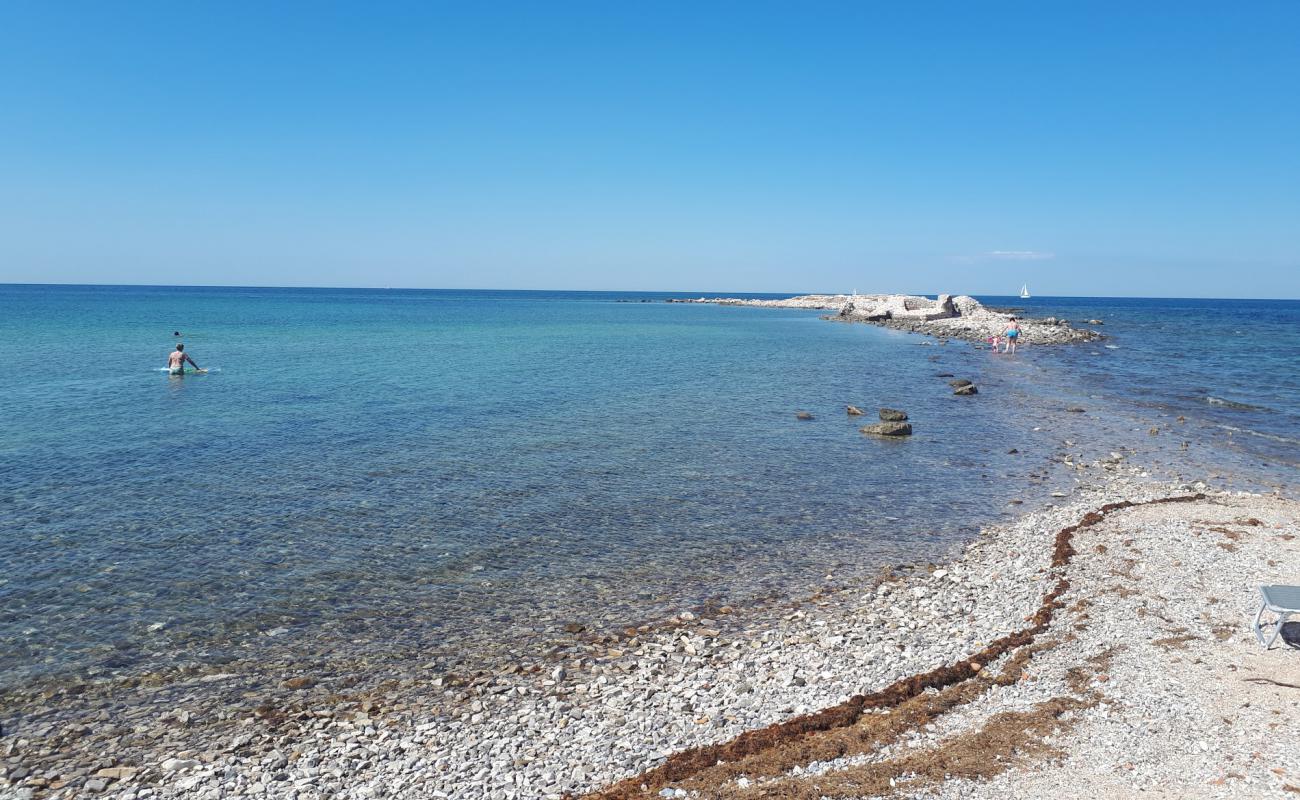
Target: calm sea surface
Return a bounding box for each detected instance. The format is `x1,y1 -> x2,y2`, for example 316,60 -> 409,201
1,286 -> 1295,689
1008,295 -> 1300,466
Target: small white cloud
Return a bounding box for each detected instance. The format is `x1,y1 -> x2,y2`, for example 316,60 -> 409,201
987,250 -> 1055,260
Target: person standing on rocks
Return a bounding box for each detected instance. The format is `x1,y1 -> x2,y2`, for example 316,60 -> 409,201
1002,317 -> 1021,354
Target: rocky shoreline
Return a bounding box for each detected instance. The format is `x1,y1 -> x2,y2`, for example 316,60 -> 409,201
668,294 -> 1104,345
5,461 -> 1296,799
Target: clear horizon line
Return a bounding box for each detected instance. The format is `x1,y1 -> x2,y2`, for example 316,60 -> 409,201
1,280 -> 1297,303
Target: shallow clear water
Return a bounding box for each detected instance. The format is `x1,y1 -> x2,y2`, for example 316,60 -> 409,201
0,286 -> 1044,687
989,295 -> 1300,470
0,286 -> 1295,689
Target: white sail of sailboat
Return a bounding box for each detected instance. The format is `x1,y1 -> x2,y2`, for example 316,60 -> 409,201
1019,283 -> 1031,299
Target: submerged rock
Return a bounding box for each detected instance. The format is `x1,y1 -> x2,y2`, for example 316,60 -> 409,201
795,411 -> 814,420
878,408 -> 908,422
948,379 -> 973,389
954,384 -> 979,396
860,422 -> 912,437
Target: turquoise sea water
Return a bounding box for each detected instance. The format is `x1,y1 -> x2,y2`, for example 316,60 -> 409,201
1,286 -> 1296,689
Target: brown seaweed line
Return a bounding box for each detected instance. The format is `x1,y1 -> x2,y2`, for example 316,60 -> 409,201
574,492 -> 1207,799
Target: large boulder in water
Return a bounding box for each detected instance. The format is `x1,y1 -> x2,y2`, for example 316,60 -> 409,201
878,408 -> 908,422
860,422 -> 912,437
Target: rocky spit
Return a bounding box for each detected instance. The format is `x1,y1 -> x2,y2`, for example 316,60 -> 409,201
668,294 -> 1103,345
4,460 -> 1295,799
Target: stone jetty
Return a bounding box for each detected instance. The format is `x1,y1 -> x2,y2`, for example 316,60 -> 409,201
668,293 -> 1103,345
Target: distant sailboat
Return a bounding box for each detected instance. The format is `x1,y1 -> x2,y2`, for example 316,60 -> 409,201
1019,283 -> 1031,299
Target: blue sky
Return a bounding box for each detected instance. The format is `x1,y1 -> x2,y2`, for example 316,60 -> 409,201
1,2 -> 1297,297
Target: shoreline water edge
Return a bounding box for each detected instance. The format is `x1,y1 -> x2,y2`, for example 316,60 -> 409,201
3,295 -> 1298,800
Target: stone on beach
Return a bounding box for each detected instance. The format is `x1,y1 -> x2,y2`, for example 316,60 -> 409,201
161,757 -> 200,772
96,767 -> 139,780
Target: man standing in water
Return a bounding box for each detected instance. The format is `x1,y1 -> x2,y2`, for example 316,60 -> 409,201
167,343 -> 203,374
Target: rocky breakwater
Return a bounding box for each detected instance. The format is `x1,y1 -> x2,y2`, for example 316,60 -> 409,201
668,293 -> 1102,345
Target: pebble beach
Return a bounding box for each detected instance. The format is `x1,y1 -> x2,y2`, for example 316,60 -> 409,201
5,465 -> 1297,799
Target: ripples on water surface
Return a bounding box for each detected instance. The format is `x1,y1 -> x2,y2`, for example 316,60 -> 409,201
1005,295 -> 1300,467
0,286 -> 1295,688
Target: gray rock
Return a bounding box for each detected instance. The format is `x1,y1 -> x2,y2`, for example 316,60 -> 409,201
878,408 -> 908,422
953,385 -> 978,396
795,411 -> 814,420
860,422 -> 912,437
948,379 -> 972,388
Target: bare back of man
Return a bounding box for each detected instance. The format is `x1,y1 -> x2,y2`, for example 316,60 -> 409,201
167,343 -> 204,374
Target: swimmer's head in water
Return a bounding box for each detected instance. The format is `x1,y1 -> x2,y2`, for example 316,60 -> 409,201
176,344 -> 184,351
173,331 -> 181,336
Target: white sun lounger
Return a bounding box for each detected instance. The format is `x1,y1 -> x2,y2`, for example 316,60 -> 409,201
1255,585 -> 1300,649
